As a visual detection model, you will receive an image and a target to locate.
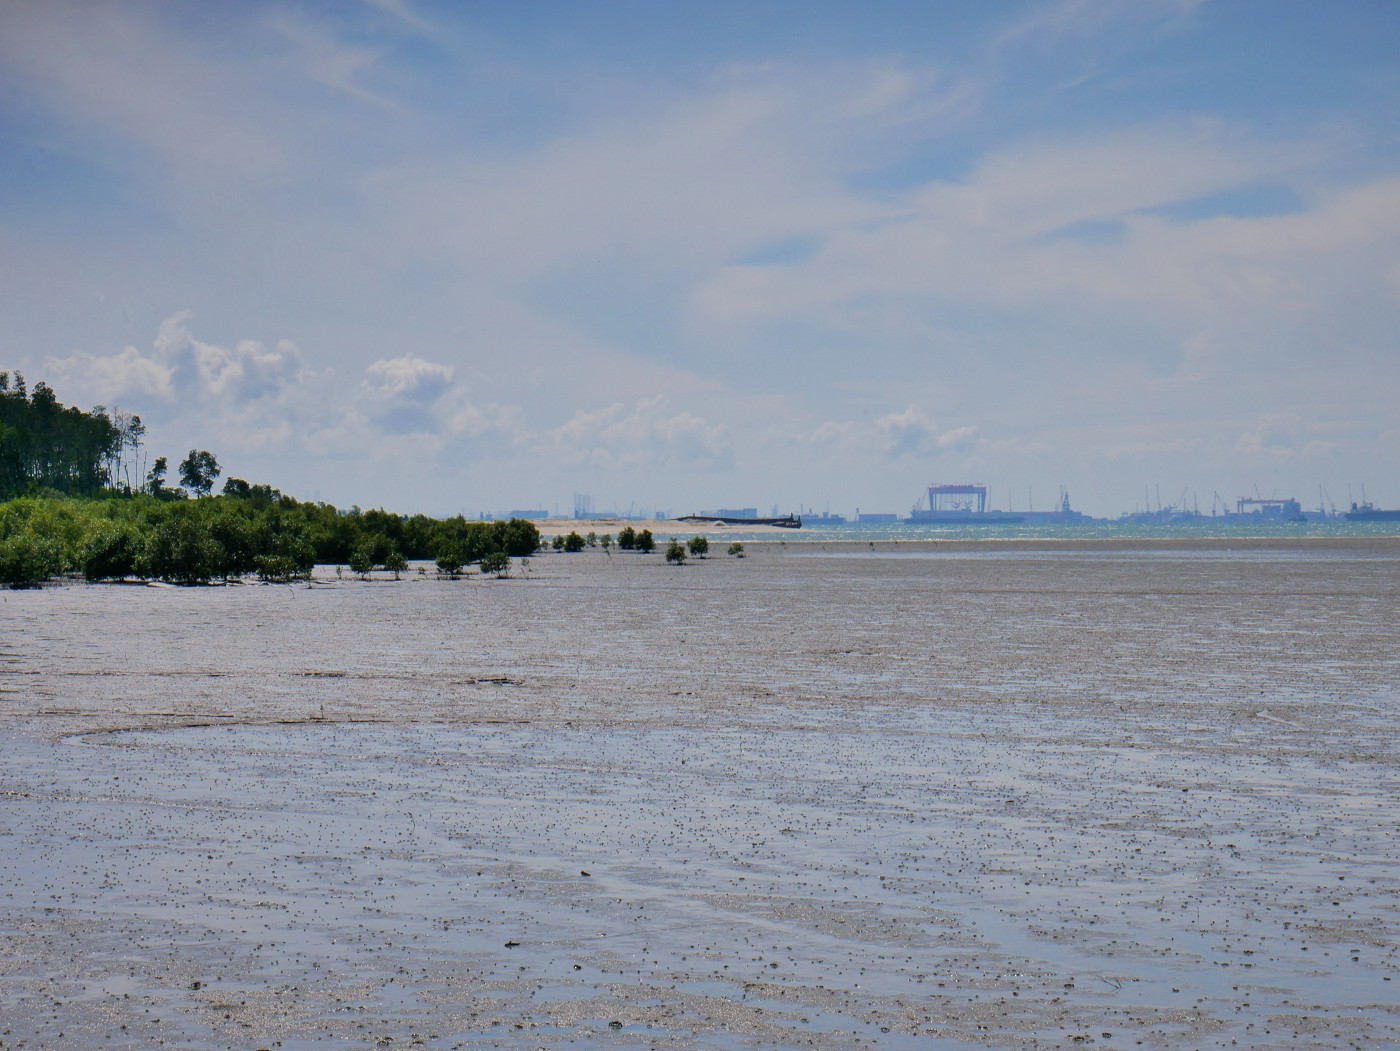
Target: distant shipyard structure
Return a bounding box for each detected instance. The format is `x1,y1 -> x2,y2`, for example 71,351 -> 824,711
906,483 -> 1023,525
1235,497 -> 1305,522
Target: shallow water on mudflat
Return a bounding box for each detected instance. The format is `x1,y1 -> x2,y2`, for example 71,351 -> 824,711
1,541 -> 1397,1049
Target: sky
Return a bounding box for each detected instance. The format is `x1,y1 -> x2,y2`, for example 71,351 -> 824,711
2,0 -> 1398,518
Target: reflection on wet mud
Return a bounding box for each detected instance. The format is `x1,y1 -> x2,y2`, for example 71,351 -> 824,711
1,541 -> 1397,1048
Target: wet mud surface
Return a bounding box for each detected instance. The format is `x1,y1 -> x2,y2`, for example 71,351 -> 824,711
1,541 -> 1398,1048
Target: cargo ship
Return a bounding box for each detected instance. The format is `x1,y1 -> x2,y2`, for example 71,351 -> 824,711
677,513 -> 802,528
1344,502 -> 1400,522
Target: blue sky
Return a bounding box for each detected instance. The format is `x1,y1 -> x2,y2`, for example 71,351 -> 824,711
2,0 -> 1398,516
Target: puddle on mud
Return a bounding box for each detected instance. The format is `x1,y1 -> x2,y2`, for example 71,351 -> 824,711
1,545 -> 1397,1048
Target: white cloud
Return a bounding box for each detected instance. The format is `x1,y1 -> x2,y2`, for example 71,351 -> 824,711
265,9 -> 389,106
875,405 -> 986,459
48,311 -> 311,407
360,0 -> 434,33
935,425 -> 981,453
363,355 -> 453,401
808,419 -> 855,445
366,60 -> 953,289
46,345 -> 174,403
1235,414 -> 1307,457
692,120 -> 1324,336
360,355 -> 455,435
546,397 -> 733,471
1146,331 -> 1222,389
449,401 -> 527,440
0,1 -> 288,183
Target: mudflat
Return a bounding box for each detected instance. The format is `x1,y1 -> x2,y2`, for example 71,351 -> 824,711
1,539 -> 1397,1049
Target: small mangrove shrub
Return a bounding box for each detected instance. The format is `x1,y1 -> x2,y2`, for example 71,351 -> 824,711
479,550 -> 511,577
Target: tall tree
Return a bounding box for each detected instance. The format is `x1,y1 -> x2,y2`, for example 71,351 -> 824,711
179,449 -> 220,497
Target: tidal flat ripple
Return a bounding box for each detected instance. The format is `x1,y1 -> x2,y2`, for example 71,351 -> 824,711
1,540 -> 1397,1049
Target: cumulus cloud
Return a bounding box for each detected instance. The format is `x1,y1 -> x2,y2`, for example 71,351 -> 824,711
360,354 -> 455,434
363,355 -> 453,401
156,312 -> 311,402
875,405 -> 985,458
1146,331 -> 1222,389
47,311 -> 311,407
808,419 -> 855,444
448,401 -> 527,441
47,345 -> 175,402
546,396 -> 733,470
1235,414 -> 1308,457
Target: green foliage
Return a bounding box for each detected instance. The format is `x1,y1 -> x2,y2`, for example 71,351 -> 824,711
687,535 -> 709,558
253,554 -> 301,582
348,542 -> 376,578
178,449 -> 220,497
600,533 -> 613,551
727,541 -> 745,558
635,528 -> 655,553
0,527 -> 63,588
81,523 -> 142,581
383,549 -> 409,580
616,526 -> 637,550
0,375 -> 121,499
146,456 -> 170,498
435,540 -> 466,578
498,518 -> 542,557
139,512 -> 222,584
562,530 -> 585,552
665,539 -> 687,565
551,535 -> 565,551
479,550 -> 510,577
585,531 -> 597,547
0,370 -> 545,588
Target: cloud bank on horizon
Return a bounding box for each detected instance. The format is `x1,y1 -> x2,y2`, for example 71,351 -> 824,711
1,0 -> 1397,516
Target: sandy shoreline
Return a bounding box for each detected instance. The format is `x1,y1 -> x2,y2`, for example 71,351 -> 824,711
530,517 -> 802,537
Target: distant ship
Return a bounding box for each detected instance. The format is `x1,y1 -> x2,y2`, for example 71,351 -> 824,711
677,513 -> 802,528
1344,502 -> 1400,522
905,483 -> 1023,525
1017,490 -> 1092,525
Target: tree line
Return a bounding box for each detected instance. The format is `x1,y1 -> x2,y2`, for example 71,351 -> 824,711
0,377 -> 742,588
0,376 -> 544,587
0,488 -> 545,588
0,371 -> 138,498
